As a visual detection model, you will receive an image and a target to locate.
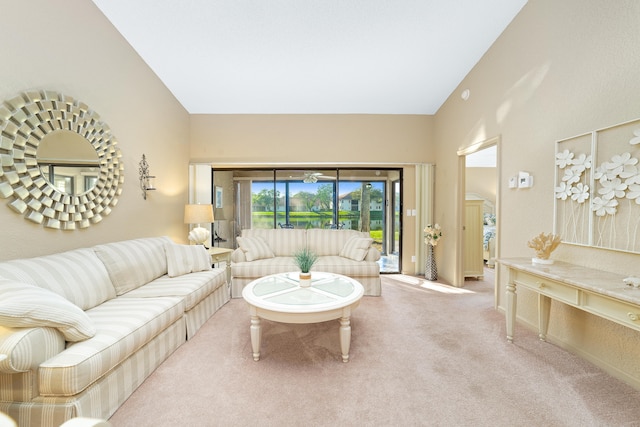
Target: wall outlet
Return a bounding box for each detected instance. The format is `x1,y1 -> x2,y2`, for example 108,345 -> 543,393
411,255 -> 416,262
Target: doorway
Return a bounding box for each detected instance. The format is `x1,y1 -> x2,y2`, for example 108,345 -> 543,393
456,136 -> 500,287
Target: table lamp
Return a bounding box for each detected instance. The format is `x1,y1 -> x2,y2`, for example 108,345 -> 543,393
184,204 -> 214,246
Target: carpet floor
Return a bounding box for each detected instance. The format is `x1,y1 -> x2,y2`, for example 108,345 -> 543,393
109,271 -> 640,426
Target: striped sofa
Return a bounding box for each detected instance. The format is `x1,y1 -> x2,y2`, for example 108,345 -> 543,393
0,237 -> 229,427
230,228 -> 381,298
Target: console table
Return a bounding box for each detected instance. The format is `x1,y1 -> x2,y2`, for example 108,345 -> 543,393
499,258 -> 640,343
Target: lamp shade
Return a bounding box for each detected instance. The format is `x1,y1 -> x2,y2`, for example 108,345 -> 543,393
214,207 -> 226,221
184,204 -> 214,224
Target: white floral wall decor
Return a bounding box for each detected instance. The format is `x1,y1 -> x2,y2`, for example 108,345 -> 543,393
555,118 -> 640,253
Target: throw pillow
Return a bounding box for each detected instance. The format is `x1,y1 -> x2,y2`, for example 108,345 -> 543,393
165,243 -> 212,277
93,237 -> 170,295
339,237 -> 373,261
0,279 -> 96,342
236,236 -> 275,262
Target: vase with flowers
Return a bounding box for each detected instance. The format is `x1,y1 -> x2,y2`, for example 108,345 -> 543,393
424,224 -> 442,280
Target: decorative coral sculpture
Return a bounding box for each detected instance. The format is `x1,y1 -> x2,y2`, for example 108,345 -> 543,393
527,232 -> 561,264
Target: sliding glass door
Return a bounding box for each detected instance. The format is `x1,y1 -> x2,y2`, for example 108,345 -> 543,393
216,167 -> 401,273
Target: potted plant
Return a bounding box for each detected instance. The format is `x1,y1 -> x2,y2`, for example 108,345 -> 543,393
293,248 -> 318,287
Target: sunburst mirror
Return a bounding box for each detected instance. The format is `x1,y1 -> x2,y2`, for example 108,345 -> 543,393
0,90 -> 124,230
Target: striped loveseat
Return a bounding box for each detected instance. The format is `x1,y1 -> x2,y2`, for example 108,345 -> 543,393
230,228 -> 381,298
0,237 -> 229,427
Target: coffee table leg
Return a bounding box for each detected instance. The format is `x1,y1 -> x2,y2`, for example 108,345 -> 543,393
339,316 -> 351,363
250,314 -> 261,361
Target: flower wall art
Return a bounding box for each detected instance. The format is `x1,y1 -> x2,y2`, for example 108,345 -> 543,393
555,118 -> 640,253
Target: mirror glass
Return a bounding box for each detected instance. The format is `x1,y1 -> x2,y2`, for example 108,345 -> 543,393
36,130 -> 100,195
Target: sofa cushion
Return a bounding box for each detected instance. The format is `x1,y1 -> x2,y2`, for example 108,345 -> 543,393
307,229 -> 370,256
241,229 -> 307,256
0,279 -> 96,342
230,248 -> 248,263
121,269 -> 226,311
231,257 -> 298,279
38,296 -> 184,396
0,248 -> 116,310
364,246 -> 382,262
314,256 -> 380,277
165,243 -> 212,277
339,237 -> 373,261
94,237 -> 171,295
237,236 -> 275,261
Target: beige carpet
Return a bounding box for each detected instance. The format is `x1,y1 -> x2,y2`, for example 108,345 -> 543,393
109,271 -> 640,426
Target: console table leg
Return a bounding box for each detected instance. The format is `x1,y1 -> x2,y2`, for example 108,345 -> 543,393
506,282 -> 517,342
250,314 -> 261,361
538,294 -> 551,341
339,316 -> 351,363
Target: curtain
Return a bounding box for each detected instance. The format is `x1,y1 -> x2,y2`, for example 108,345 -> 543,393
415,164 -> 435,275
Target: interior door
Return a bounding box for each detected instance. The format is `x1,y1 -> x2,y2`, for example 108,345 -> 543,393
463,199 -> 484,278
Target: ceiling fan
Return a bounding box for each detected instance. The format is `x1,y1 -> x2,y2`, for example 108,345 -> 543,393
288,171 -> 336,183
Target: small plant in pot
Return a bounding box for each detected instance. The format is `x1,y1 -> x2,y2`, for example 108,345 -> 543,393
293,248 -> 318,287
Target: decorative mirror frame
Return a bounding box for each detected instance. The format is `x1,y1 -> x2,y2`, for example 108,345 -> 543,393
0,90 -> 124,230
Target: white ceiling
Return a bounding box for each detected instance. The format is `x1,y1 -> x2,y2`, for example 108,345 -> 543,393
92,0 -> 527,115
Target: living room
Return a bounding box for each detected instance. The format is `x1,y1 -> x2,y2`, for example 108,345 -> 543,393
1,0 -> 640,424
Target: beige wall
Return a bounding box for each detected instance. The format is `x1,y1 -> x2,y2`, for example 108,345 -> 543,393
190,114 -> 434,273
0,0 -> 190,261
465,168 -> 497,205
190,114 -> 433,163
434,0 -> 640,387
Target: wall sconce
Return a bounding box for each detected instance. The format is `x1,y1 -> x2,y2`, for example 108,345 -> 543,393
184,204 -> 214,247
139,154 -> 156,200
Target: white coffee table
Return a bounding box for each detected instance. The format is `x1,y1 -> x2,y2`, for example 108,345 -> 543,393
241,272 -> 364,363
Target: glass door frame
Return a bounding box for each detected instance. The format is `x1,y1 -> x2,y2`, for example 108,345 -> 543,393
214,166 -> 402,274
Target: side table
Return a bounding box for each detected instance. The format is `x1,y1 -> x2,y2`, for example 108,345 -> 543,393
208,247 -> 233,284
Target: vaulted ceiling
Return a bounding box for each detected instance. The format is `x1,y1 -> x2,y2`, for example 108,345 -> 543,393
92,0 -> 527,114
